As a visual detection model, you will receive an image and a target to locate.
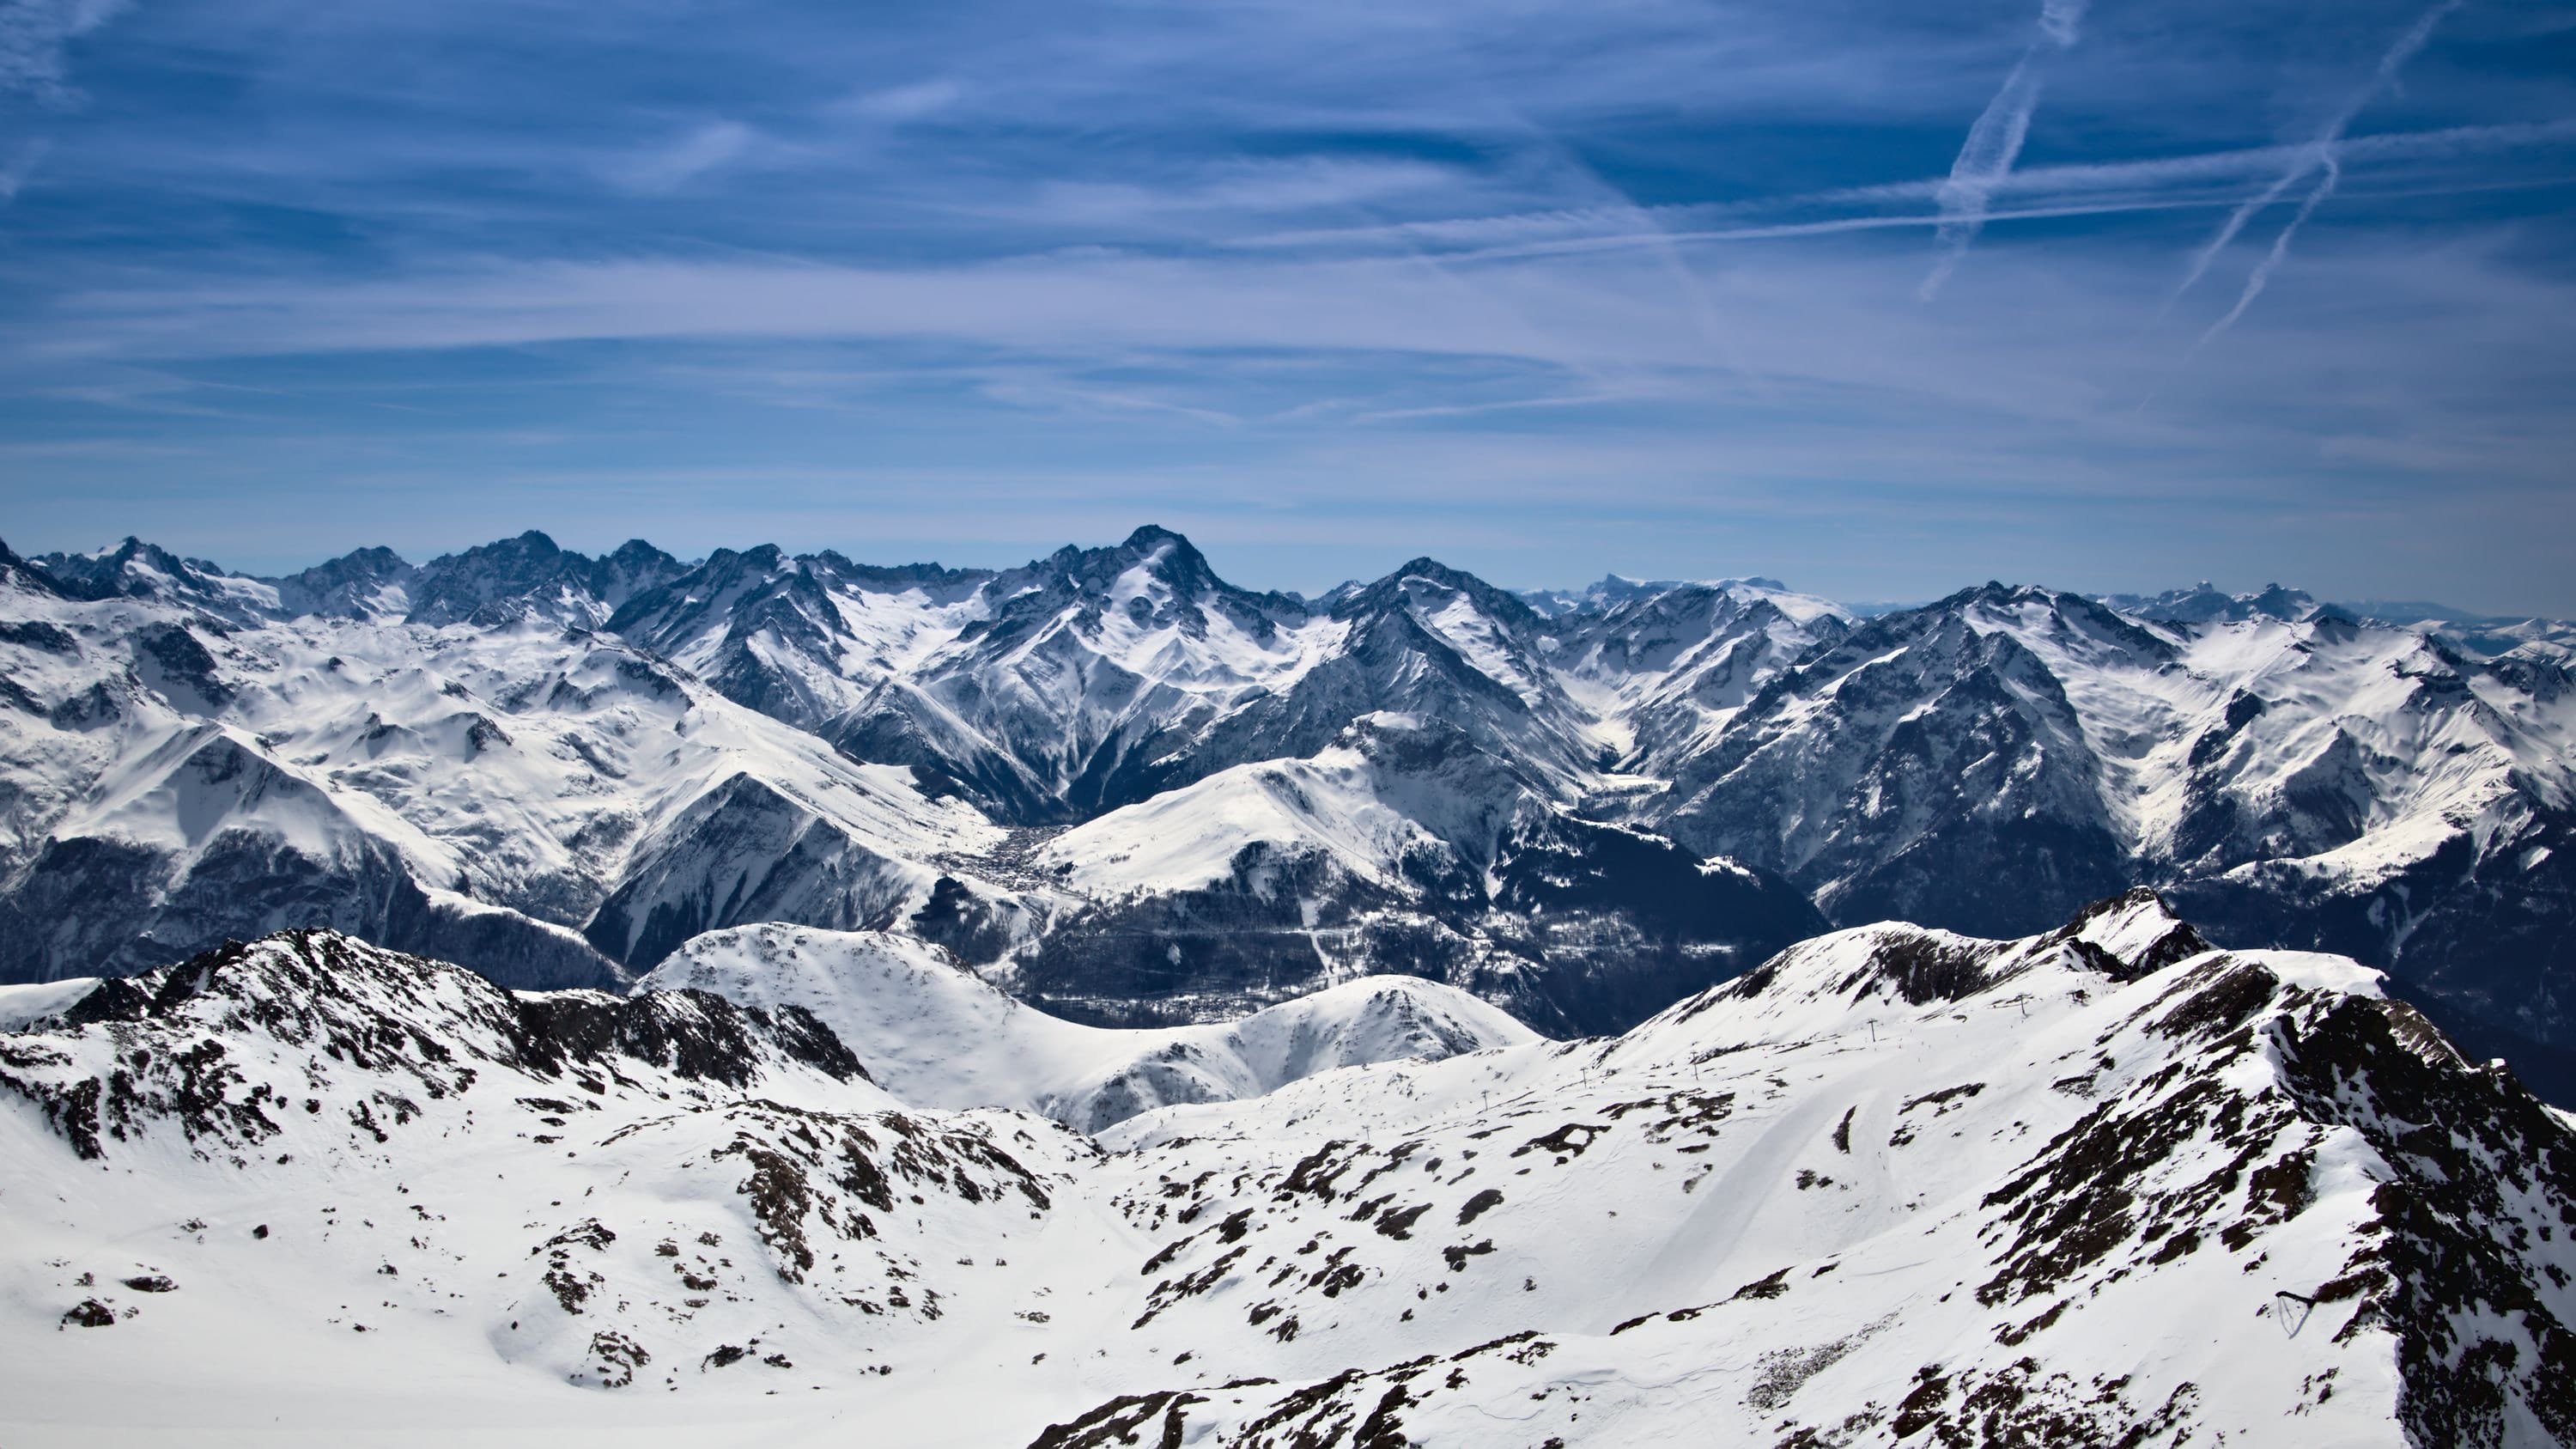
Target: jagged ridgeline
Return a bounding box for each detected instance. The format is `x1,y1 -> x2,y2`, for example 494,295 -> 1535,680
0,527 -> 2571,1085
2,896 -> 2569,1444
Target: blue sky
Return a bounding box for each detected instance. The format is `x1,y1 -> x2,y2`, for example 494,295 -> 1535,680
3,0 -> 2573,611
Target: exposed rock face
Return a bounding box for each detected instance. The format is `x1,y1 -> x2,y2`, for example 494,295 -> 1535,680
1656,585 -> 2157,935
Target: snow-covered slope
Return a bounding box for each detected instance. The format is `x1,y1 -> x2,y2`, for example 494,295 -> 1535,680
0,929 -> 1109,1443
635,922 -> 1534,1130
1031,710 -> 1530,898
5,899 -> 2570,1447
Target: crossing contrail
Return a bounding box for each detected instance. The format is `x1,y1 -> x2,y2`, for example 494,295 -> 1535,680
2192,151 -> 2340,353
2169,0 -> 2466,326
1921,0 -> 2090,300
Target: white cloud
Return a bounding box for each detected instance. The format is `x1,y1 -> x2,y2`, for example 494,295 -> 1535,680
1022,156 -> 1465,228
609,119 -> 757,194
835,78 -> 964,121
0,137 -> 48,201
0,0 -> 128,102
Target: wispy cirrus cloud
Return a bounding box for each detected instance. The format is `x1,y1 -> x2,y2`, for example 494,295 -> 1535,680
4,0 -> 2575,611
607,119 -> 761,194
0,0 -> 125,102
1221,119 -> 2576,265
832,77 -> 964,121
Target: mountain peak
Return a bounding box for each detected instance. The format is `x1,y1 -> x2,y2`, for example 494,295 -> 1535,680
1338,556 -> 1544,630
1117,524 -> 1217,584
1120,523 -> 1191,551
266,545 -> 416,618
2098,580 -> 2319,625
404,530 -> 644,627
1012,526 -> 1287,616
602,538 -> 671,567
22,536 -> 266,616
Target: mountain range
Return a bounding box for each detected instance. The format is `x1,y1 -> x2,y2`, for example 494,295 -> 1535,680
2,526 -> 2571,1095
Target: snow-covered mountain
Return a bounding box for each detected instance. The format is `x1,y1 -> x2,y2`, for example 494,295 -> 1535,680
1547,575 -> 1853,774
3,528 -> 2573,1091
607,533 -> 1621,825
2098,580 -> 2323,624
1651,581 -> 2576,1087
0,536 -> 1004,993
635,922 -> 1534,1131
26,530 -> 690,630
604,527 -> 1342,824
1007,711 -> 1824,1035
4,897 -> 2569,1446
1060,891 -> 2576,1447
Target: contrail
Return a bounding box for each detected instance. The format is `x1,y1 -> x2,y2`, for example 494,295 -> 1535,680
2191,151 -> 2340,353
2168,0 -> 2465,318
1921,0 -> 2090,300
2165,161 -> 2320,309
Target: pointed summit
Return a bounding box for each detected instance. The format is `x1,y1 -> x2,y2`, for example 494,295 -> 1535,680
1113,524 -> 1237,602
1334,555 -> 1545,630
1120,523 -> 1189,551
268,545 -> 415,618
1005,525 -> 1291,618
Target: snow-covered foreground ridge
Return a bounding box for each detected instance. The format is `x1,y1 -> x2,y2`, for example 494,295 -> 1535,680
3,892 -> 2571,1447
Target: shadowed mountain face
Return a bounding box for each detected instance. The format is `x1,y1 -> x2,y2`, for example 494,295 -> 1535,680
1007,713 -> 1827,1037
1,527 -> 2572,1079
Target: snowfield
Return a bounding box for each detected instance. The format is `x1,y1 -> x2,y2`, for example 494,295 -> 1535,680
3,892 -> 2570,1446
